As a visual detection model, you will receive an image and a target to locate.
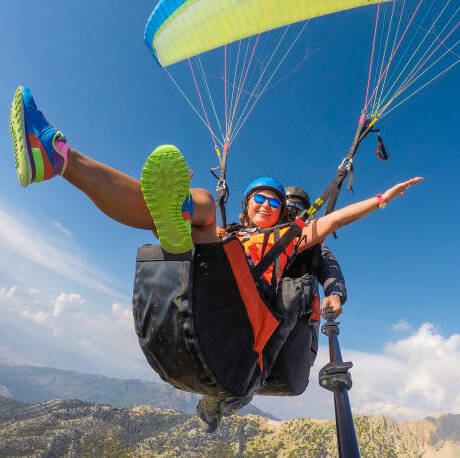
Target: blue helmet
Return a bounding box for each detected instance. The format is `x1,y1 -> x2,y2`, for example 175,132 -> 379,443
242,177 -> 286,201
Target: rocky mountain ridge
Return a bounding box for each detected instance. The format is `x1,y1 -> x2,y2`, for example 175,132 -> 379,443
1,397 -> 460,457
0,364 -> 276,420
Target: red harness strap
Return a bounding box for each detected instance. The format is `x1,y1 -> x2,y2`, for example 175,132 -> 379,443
223,239 -> 279,371
310,294 -> 321,321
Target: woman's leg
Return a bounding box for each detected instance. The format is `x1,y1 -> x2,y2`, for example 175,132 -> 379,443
10,86 -> 218,248
64,148 -> 154,229
63,148 -> 218,242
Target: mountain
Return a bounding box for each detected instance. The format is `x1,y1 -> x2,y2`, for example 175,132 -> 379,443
0,364 -> 277,420
1,397 -> 460,457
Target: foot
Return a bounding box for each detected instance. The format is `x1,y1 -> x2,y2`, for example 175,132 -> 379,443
196,396 -> 222,433
9,86 -> 68,187
141,145 -> 194,254
219,394 -> 253,417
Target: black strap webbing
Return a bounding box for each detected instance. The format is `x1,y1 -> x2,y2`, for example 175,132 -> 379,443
252,222 -> 303,280
214,144 -> 230,228
271,229 -> 280,287
306,167 -> 348,225
305,114 -> 377,224
261,232 -> 270,258
216,187 -> 228,228
324,168 -> 348,216
376,134 -> 389,161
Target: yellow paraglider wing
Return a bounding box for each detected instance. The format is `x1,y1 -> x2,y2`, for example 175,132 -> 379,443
145,0 -> 390,67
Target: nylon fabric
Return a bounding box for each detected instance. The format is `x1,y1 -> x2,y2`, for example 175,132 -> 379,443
146,0 -> 388,67
223,239 -> 279,371
132,238 -> 316,397
310,294 -> 321,321
259,319 -> 312,396
31,147 -> 44,183
259,272 -> 316,395
193,242 -> 262,395
29,135 -> 51,181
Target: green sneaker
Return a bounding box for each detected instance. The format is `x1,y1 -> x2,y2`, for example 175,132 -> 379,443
9,86 -> 68,187
141,145 -> 193,254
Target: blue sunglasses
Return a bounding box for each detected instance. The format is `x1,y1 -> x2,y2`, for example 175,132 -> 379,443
253,193 -> 282,209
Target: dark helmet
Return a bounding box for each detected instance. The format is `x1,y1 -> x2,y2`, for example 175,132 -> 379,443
243,177 -> 286,201
285,186 -> 311,209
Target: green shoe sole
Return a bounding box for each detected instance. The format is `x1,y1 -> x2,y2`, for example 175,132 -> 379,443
141,145 -> 193,254
9,86 -> 32,187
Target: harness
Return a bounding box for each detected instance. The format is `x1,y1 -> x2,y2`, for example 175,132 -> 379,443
224,218 -> 307,293
133,220 -> 317,398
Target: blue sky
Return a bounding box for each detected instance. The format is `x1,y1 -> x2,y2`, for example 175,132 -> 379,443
0,1 -> 459,420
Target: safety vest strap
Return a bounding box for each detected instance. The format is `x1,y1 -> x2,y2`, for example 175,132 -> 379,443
252,218 -> 305,280
270,229 -> 280,287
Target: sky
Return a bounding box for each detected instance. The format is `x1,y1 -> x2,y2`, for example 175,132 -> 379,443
0,0 -> 459,421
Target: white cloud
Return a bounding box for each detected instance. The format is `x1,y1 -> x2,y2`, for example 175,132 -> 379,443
52,293 -> 85,317
0,285 -> 40,314
20,309 -> 50,324
0,286 -> 17,301
78,338 -> 94,350
111,303 -> 133,331
112,302 -> 131,319
52,326 -> 63,337
0,346 -> 43,366
51,220 -> 72,238
255,323 -> 460,421
0,205 -> 127,301
392,319 -> 410,331
343,323 -> 460,419
0,284 -> 148,378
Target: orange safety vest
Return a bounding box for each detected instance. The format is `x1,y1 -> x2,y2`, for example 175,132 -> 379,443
236,227 -> 297,285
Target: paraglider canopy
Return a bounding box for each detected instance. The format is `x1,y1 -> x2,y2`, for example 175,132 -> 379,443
145,0 -> 388,67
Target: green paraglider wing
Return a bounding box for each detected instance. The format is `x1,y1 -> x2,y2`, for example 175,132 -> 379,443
145,0 -> 390,67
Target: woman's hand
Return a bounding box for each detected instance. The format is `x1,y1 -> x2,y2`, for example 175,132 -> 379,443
298,177 -> 424,253
382,177 -> 423,203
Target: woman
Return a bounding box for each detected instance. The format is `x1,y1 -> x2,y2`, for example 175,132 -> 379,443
10,86 -> 422,432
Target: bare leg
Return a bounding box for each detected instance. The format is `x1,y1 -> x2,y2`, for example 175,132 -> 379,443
63,148 -> 218,243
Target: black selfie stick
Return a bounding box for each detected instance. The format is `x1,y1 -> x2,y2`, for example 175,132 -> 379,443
319,307 -> 360,458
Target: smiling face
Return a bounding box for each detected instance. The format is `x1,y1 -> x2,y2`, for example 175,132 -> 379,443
246,189 -> 283,228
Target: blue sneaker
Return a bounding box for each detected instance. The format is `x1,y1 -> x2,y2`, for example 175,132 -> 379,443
9,86 -> 68,187
141,145 -> 194,254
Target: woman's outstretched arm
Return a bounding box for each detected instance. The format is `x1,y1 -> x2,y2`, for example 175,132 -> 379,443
299,177 -> 423,251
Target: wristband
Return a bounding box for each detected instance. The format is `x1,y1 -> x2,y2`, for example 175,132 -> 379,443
376,193 -> 387,209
